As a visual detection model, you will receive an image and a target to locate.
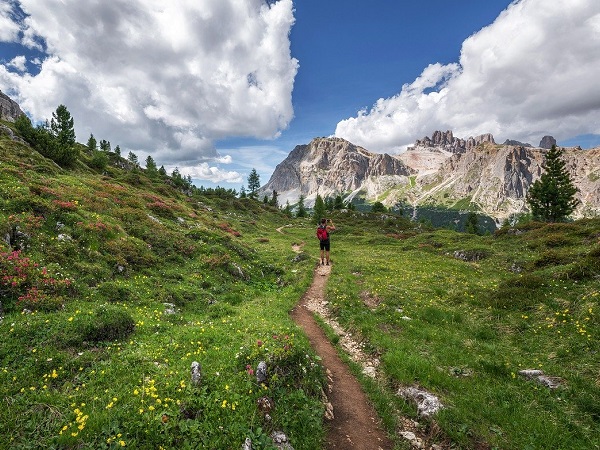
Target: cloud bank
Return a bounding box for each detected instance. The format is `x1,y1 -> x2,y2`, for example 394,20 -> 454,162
0,0 -> 298,182
335,0 -> 600,152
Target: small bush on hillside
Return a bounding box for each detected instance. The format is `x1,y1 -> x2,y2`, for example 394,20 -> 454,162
538,233 -> 575,248
97,281 -> 137,303
557,257 -> 600,281
529,249 -> 574,268
489,274 -> 545,310
69,305 -> 135,345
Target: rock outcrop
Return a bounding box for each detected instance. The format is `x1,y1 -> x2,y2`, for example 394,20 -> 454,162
503,139 -> 532,147
539,135 -> 557,149
0,90 -> 24,122
260,137 -> 414,206
412,130 -> 495,154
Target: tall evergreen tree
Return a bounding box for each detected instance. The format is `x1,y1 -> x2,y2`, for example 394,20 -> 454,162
334,195 -> 344,210
127,151 -> 139,166
313,194 -> 326,223
296,194 -> 307,218
269,190 -> 279,208
114,145 -> 121,157
465,212 -> 479,234
86,134 -> 97,153
247,168 -> 261,199
145,155 -> 158,177
283,200 -> 292,217
526,145 -> 580,222
49,104 -> 78,166
99,139 -> 111,152
50,105 -> 76,148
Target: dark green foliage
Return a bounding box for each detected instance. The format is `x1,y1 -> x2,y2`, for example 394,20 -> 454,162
526,145 -> 580,222
247,168 -> 260,199
313,194 -> 326,224
71,305 -> 135,344
89,149 -> 109,171
86,133 -> 97,152
370,201 -> 387,213
489,273 -> 545,310
145,155 -> 158,176
334,195 -> 344,210
296,194 -> 307,218
127,151 -> 138,165
465,212 -> 479,234
99,139 -> 111,152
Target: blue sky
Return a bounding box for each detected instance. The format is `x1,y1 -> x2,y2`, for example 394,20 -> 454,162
2,0 -> 600,189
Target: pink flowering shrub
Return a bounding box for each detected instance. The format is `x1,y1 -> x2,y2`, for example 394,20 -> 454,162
0,249 -> 73,311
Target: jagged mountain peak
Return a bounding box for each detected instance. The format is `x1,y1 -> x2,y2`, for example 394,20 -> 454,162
260,137 -> 414,206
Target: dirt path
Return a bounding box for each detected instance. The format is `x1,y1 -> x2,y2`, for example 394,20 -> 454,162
291,264 -> 394,450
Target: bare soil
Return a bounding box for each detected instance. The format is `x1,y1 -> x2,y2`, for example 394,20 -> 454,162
291,263 -> 394,450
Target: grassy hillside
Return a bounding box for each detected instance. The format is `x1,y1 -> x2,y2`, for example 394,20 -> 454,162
0,130 -> 324,449
325,216 -> 600,449
1,124 -> 599,449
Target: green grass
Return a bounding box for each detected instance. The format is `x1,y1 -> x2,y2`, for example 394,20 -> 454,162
325,219 -> 600,449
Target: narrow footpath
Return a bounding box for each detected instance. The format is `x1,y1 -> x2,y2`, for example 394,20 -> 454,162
291,264 -> 394,450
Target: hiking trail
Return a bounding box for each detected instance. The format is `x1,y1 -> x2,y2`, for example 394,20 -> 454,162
291,263 -> 394,450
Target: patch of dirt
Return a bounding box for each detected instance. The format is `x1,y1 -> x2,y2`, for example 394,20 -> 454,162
291,242 -> 305,253
291,264 -> 392,449
360,290 -> 381,310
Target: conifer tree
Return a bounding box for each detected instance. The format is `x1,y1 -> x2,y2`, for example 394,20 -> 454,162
49,104 -> 78,166
145,155 -> 158,177
465,212 -> 479,234
313,194 -> 326,223
86,134 -> 97,153
247,168 -> 260,199
283,200 -> 292,217
296,194 -> 307,218
114,145 -> 121,157
526,145 -> 580,222
269,190 -> 279,208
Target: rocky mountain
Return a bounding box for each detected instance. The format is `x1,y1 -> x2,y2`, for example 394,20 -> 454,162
0,90 -> 24,122
260,137 -> 414,206
263,131 -> 600,222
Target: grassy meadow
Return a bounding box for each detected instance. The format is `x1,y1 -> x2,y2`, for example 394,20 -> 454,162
1,125 -> 599,449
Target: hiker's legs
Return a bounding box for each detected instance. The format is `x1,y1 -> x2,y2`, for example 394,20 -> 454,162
325,250 -> 330,264
320,248 -> 325,264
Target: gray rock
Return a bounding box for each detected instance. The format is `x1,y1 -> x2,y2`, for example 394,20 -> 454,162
518,369 -> 563,389
0,90 -> 24,122
398,386 -> 443,417
190,361 -> 202,386
539,135 -> 557,149
270,431 -> 294,450
256,361 -> 268,384
163,303 -> 177,315
242,437 -> 252,450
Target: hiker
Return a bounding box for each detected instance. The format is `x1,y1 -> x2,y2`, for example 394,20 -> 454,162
316,218 -> 336,265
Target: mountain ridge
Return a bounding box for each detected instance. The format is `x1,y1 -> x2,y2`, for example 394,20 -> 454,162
262,133 -> 600,221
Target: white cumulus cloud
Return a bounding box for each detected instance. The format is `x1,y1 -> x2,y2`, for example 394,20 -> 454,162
335,0 -> 600,152
0,0 -> 298,181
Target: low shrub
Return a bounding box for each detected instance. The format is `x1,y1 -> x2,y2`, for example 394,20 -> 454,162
70,304 -> 135,344
488,274 -> 545,310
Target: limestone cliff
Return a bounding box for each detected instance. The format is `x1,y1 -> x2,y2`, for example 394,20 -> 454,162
260,137 -> 414,206
0,90 -> 24,122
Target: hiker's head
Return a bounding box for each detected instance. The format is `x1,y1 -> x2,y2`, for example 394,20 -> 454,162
321,218 -> 326,224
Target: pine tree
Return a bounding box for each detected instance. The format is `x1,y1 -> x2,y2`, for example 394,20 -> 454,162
127,151 -> 139,166
99,139 -> 111,152
313,194 -> 326,223
114,145 -> 121,157
283,200 -> 292,217
526,145 -> 580,222
145,155 -> 158,177
465,212 -> 479,234
371,201 -> 387,213
86,134 -> 97,153
269,190 -> 279,208
49,104 -> 78,166
296,195 -> 307,218
334,195 -> 344,210
247,168 -> 261,199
